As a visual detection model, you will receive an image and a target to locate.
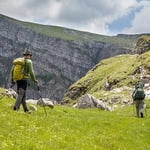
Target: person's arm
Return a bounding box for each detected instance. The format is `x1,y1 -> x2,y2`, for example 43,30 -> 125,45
132,89 -> 136,101
28,60 -> 38,84
10,65 -> 15,86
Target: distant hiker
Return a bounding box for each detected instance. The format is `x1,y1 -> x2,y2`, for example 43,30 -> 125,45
11,49 -> 38,113
132,81 -> 145,118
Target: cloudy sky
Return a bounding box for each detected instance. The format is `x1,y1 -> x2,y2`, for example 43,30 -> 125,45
0,0 -> 150,35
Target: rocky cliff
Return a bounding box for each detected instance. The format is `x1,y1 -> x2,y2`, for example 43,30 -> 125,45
0,14 -> 138,101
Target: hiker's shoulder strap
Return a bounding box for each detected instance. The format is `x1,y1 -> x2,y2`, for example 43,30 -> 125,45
13,57 -> 25,65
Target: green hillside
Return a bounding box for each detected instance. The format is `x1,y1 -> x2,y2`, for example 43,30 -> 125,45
0,88 -> 150,150
2,14 -> 136,47
63,48 -> 150,104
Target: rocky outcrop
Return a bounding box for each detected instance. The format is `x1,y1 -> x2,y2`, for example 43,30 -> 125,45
0,88 -> 18,99
73,94 -> 112,111
0,14 -> 135,101
135,35 -> 150,54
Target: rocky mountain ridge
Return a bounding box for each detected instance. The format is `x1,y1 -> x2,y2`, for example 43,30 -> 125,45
0,14 -> 140,101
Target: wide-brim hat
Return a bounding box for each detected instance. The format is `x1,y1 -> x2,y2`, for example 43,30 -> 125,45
23,49 -> 32,56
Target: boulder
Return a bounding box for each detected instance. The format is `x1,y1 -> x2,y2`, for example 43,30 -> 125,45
37,98 -> 54,109
26,98 -> 54,109
73,94 -> 112,111
5,88 -> 18,99
26,99 -> 38,105
29,105 -> 38,111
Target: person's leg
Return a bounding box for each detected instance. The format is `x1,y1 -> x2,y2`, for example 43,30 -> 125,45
135,101 -> 140,117
14,80 -> 25,110
22,92 -> 29,112
19,80 -> 29,112
13,80 -> 28,111
139,100 -> 144,118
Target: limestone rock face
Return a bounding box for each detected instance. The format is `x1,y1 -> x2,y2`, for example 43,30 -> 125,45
0,14 -> 133,101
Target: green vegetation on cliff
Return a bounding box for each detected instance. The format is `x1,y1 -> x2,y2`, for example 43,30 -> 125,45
63,49 -> 150,103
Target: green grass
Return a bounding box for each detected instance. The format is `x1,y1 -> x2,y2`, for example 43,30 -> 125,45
64,50 -> 150,102
64,54 -> 139,101
0,94 -> 150,150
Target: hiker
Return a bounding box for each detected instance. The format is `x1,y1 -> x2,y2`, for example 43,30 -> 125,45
132,81 -> 145,118
11,49 -> 38,113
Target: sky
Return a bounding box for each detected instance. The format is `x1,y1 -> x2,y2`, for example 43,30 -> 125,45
0,0 -> 150,35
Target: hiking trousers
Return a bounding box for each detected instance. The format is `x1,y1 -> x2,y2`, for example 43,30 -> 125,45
135,100 -> 144,117
14,80 -> 28,112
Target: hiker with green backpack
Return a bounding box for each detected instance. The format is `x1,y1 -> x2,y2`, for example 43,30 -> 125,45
132,81 -> 145,118
10,49 -> 38,113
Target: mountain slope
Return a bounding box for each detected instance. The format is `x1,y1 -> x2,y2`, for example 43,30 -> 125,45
0,91 -> 150,150
63,36 -> 150,104
0,14 -> 141,101
2,14 -> 137,45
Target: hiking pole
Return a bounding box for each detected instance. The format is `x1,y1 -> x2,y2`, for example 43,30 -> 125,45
144,103 -> 147,117
10,81 -> 16,88
37,86 -> 47,115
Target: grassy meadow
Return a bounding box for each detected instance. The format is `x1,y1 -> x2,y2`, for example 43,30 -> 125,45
0,89 -> 150,150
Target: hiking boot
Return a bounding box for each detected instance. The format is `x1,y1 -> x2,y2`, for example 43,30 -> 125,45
13,106 -> 17,111
25,110 -> 31,114
24,109 -> 31,114
140,112 -> 144,118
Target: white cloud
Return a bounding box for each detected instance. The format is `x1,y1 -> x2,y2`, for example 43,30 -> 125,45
123,1 -> 150,34
47,1 -> 62,19
0,0 -> 148,35
49,0 -> 139,34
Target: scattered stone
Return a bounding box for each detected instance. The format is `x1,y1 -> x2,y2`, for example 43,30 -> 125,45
26,99 -> 38,105
109,96 -> 121,104
122,99 -> 131,105
29,105 -> 37,111
26,98 -> 54,109
72,103 -> 78,108
37,98 -> 54,109
4,88 -> 18,99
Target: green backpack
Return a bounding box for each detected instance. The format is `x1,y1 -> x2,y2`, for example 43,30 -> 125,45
133,87 -> 145,101
12,57 -> 25,80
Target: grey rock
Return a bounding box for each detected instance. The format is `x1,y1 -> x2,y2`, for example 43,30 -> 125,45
37,99 -> 54,108
26,98 -> 54,108
29,105 -> 37,111
26,99 -> 38,105
4,88 -> 18,99
74,94 -> 112,111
